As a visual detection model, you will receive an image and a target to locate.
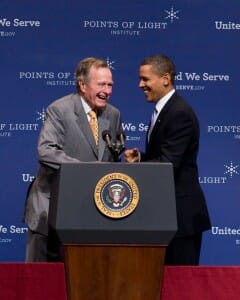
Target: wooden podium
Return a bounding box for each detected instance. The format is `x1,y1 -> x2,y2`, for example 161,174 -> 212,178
49,162 -> 177,300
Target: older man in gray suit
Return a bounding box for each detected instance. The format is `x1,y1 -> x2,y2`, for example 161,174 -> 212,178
24,57 -> 123,261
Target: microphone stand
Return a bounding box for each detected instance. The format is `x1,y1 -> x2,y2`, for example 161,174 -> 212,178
108,142 -> 125,162
102,130 -> 126,162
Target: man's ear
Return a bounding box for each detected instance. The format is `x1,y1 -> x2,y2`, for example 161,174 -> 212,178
78,80 -> 86,93
162,73 -> 171,86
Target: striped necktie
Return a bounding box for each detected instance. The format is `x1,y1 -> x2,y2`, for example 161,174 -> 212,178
88,110 -> 99,145
148,108 -> 158,141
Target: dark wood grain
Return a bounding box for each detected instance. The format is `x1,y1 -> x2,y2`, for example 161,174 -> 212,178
64,244 -> 166,300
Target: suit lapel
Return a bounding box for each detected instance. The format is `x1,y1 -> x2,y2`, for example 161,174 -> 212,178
74,95 -> 99,158
148,93 -> 176,145
73,95 -> 111,160
98,114 -> 110,160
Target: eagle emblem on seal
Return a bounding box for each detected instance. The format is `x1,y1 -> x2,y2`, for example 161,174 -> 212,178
107,183 -> 127,207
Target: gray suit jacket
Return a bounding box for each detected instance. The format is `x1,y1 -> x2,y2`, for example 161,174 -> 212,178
24,93 -> 122,235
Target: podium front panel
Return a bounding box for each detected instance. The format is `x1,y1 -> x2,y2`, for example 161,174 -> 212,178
49,162 -> 177,245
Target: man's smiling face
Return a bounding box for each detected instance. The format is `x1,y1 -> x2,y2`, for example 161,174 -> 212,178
139,64 -> 171,103
79,66 -> 113,109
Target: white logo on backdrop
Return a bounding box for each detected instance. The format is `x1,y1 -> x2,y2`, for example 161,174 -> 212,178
36,108 -> 46,124
175,71 -> 230,92
106,57 -> 116,70
0,18 -> 41,38
164,6 -> 180,23
224,162 -> 239,178
0,224 -> 28,243
211,226 -> 240,246
215,21 -> 240,31
18,57 -> 115,86
0,108 -> 44,138
22,173 -> 35,183
207,125 -> 240,140
199,162 -> 239,185
82,5 -> 180,36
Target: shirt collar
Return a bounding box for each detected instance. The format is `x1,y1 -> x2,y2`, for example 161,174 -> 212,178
80,97 -> 92,114
155,89 -> 175,114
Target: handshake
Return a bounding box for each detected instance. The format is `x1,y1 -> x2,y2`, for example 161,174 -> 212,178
102,130 -> 140,162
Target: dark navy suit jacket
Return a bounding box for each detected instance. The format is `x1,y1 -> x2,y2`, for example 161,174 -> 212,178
141,92 -> 211,237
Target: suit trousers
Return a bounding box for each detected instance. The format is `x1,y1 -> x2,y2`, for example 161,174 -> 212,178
25,228 -> 63,262
164,233 -> 202,265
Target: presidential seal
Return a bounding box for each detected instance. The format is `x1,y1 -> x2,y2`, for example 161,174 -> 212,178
94,172 -> 139,219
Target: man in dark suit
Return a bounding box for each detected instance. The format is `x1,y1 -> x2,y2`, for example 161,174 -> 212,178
124,54 -> 211,265
24,57 -> 122,261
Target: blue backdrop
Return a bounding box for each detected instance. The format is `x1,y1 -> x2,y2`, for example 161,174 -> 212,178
0,0 -> 239,264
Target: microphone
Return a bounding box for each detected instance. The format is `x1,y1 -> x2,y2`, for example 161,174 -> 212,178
117,130 -> 126,150
102,129 -> 125,162
102,130 -> 113,149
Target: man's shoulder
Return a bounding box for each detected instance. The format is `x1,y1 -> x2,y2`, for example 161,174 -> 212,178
46,93 -> 80,112
171,92 -> 193,110
104,104 -> 121,121
105,102 -> 120,115
169,92 -> 199,121
50,93 -> 78,106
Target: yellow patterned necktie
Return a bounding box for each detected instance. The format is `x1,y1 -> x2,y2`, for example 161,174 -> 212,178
88,110 -> 99,145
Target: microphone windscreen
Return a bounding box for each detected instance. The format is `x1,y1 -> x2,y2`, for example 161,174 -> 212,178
117,129 -> 125,139
102,130 -> 111,140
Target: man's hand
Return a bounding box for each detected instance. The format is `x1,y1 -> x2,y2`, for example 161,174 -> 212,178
124,148 -> 140,163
